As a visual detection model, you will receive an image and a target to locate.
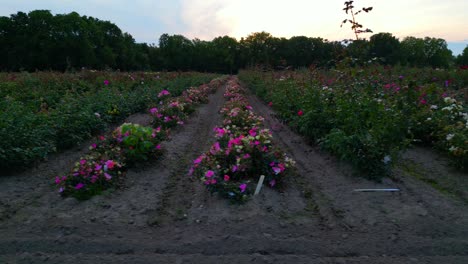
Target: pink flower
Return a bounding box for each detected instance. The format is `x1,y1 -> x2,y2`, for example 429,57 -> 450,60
99,136 -> 105,141
55,176 -> 61,184
298,110 -> 304,116
210,179 -> 217,184
239,183 -> 247,193
158,90 -> 170,97
243,154 -> 251,159
268,102 -> 273,107
249,128 -> 257,137
194,156 -> 203,164
150,108 -> 158,115
272,167 -> 281,175
106,160 -> 116,169
104,80 -> 109,85
232,165 -> 238,172
269,179 -> 276,187
155,144 -> 161,150
75,183 -> 85,190
91,143 -> 97,149
224,175 -> 230,181
80,159 -> 87,165
246,105 -> 253,110
419,98 -> 427,105
104,173 -> 112,180
94,164 -> 102,171
205,170 -> 215,178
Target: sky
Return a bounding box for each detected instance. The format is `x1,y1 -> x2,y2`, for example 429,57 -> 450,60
0,0 -> 467,55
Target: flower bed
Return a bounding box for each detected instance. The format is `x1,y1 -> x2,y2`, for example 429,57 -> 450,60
239,68 -> 467,177
190,78 -> 295,203
56,77 -> 226,200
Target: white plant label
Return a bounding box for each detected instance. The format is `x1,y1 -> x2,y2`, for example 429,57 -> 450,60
254,175 -> 265,196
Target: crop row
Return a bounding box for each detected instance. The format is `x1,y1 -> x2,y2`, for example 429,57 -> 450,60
239,67 -> 467,178
190,78 -> 295,203
55,77 -> 227,199
0,71 -> 218,172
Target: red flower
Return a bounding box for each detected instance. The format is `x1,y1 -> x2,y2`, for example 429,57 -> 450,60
297,110 -> 304,116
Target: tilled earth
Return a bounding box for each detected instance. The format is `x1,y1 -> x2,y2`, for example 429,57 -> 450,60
1,78 -> 467,263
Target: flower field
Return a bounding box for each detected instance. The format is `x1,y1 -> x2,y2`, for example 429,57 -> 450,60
0,71 -> 218,172
55,77 -> 226,199
239,67 -> 468,178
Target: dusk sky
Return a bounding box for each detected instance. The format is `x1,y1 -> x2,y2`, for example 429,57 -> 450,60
1,0 -> 467,55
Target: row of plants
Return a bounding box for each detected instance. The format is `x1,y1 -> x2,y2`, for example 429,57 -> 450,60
0,71 -> 218,172
55,77 -> 227,200
189,78 -> 295,203
239,66 -> 467,178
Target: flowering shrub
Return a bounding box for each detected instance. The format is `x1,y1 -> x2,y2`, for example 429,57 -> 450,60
239,67 -> 467,177
190,78 -> 295,203
112,123 -> 167,163
0,71 -> 219,171
55,154 -> 124,200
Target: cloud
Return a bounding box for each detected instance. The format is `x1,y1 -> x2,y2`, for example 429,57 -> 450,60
179,0 -> 232,40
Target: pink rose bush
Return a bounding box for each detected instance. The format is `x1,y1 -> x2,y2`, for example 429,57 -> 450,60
190,78 -> 295,203
150,80 -> 221,129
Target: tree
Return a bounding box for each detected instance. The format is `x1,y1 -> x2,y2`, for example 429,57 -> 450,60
456,45 -> 468,66
369,33 -> 401,65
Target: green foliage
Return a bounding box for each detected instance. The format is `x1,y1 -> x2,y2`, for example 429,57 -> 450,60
0,71 -> 217,172
240,66 -> 467,178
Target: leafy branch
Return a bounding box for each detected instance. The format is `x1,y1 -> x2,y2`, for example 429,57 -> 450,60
340,1 -> 373,40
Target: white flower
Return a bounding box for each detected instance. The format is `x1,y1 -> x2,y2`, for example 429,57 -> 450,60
94,112 -> 101,118
430,105 -> 438,110
446,134 -> 455,141
449,146 -> 458,152
426,117 -> 432,121
382,155 -> 392,164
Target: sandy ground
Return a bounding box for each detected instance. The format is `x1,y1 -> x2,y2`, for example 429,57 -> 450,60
0,78 -> 467,263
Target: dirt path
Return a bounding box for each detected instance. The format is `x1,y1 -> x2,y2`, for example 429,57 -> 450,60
1,78 -> 468,263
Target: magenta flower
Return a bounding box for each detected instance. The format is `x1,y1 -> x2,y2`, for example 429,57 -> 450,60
75,183 -> 85,190
298,110 -> 304,116
105,160 -> 116,169
104,173 -> 112,180
94,164 -> 102,171
55,176 -> 61,184
269,179 -> 276,187
155,144 -> 161,150
224,175 -> 230,181
205,170 -> 215,178
104,80 -> 109,85
249,128 -> 257,137
239,183 -> 247,193
158,90 -> 170,97
150,108 -> 158,115
194,156 -> 203,164
80,159 -> 87,165
91,143 -> 97,149
272,167 -> 281,175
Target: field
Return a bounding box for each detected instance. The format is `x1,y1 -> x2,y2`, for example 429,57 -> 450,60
0,71 -> 467,263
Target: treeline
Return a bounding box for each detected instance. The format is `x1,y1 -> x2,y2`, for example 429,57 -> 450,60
1,10 -> 467,72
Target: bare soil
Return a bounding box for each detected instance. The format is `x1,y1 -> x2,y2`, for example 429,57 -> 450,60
0,78 -> 467,263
